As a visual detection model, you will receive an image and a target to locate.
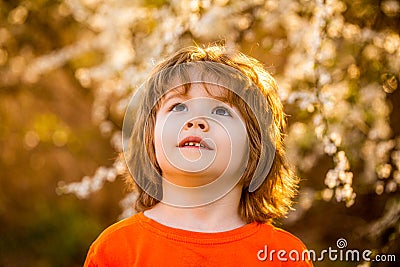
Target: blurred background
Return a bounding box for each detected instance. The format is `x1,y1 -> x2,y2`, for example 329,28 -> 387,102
0,0 -> 399,266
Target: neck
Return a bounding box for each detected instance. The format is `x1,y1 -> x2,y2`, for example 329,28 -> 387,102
144,185 -> 245,233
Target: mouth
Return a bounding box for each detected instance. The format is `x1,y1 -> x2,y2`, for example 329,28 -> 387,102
178,136 -> 212,150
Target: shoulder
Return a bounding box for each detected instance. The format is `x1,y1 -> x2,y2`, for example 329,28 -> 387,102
84,213 -> 145,266
93,213 -> 143,243
255,223 -> 313,266
257,223 -> 308,251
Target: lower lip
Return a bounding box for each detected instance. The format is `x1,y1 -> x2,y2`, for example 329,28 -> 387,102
180,146 -> 203,149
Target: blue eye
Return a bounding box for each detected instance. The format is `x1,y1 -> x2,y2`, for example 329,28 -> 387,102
171,103 -> 187,112
212,107 -> 231,116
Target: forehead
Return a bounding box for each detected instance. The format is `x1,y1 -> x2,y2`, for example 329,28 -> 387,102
160,83 -> 230,103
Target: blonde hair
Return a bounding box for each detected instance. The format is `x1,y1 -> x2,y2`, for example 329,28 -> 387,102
123,45 -> 299,223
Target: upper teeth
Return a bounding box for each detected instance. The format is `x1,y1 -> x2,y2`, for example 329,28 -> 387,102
184,142 -> 205,148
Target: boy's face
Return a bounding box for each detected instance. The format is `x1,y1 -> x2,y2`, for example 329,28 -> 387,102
154,83 -> 249,188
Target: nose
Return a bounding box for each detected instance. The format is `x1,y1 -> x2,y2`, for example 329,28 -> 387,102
184,117 -> 209,131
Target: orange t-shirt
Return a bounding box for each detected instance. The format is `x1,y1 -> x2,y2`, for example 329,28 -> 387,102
84,212 -> 313,266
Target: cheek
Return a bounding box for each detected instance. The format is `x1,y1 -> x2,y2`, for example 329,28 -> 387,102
154,116 -> 181,147
153,116 -> 167,166
221,118 -> 248,151
212,120 -> 248,168
153,115 -> 184,169
219,133 -> 248,165
228,123 -> 249,170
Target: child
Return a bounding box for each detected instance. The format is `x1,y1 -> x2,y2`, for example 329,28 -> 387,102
84,45 -> 313,266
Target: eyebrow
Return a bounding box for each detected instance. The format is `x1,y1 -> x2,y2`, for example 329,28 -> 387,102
159,85 -> 233,107
161,91 -> 188,104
